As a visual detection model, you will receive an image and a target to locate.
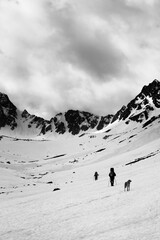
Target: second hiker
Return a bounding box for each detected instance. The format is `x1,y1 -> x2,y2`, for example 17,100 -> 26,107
109,168 -> 116,186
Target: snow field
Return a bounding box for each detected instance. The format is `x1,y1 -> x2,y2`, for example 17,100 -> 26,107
1,119 -> 160,240
0,147 -> 160,240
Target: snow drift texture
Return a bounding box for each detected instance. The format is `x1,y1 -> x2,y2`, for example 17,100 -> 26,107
0,79 -> 160,240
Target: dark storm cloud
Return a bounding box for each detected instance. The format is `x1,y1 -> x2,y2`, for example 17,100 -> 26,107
60,30 -> 126,79
49,2 -> 127,80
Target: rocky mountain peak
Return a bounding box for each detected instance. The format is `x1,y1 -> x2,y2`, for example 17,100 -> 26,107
1,79 -> 160,137
52,110 -> 113,135
0,92 -> 17,129
112,79 -> 160,124
21,109 -> 30,118
140,79 -> 160,108
141,79 -> 160,95
0,94 -> 113,136
0,92 -> 16,110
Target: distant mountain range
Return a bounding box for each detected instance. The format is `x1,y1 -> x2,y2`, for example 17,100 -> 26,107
0,79 -> 160,138
0,92 -> 113,137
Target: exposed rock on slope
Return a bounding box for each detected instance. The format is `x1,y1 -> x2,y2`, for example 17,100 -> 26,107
45,110 -> 113,135
0,93 -> 17,130
1,79 -> 160,137
112,79 -> 160,124
0,94 -> 113,136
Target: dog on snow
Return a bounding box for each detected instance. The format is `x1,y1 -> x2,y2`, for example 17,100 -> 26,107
124,180 -> 132,191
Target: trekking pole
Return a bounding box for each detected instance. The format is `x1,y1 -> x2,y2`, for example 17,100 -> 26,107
108,179 -> 110,187
115,178 -> 117,185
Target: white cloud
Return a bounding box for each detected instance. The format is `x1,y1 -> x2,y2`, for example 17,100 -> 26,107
0,0 -> 160,118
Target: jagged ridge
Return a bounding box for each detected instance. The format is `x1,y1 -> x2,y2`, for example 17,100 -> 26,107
112,79 -> 160,124
0,94 -> 113,136
1,79 -> 160,137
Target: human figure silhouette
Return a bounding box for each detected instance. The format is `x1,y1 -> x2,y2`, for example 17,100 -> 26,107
109,168 -> 116,186
94,171 -> 99,181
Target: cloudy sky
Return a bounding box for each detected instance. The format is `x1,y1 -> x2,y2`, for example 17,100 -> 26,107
0,0 -> 160,119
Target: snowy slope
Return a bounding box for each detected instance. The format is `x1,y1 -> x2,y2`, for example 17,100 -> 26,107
0,110 -> 160,239
0,135 -> 160,240
1,79 -> 160,239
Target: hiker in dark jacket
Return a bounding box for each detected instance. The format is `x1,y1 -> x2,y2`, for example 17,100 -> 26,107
94,171 -> 99,181
109,168 -> 116,186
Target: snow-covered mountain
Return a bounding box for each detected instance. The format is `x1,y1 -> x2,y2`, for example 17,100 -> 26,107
112,79 -> 160,124
1,79 -> 160,240
1,79 -> 160,138
0,93 -> 113,137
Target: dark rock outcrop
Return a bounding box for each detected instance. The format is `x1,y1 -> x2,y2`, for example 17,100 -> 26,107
1,79 -> 160,136
97,115 -> 113,130
52,110 -> 113,135
112,79 -> 160,124
111,105 -> 126,123
0,93 -> 17,129
0,93 -> 113,136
